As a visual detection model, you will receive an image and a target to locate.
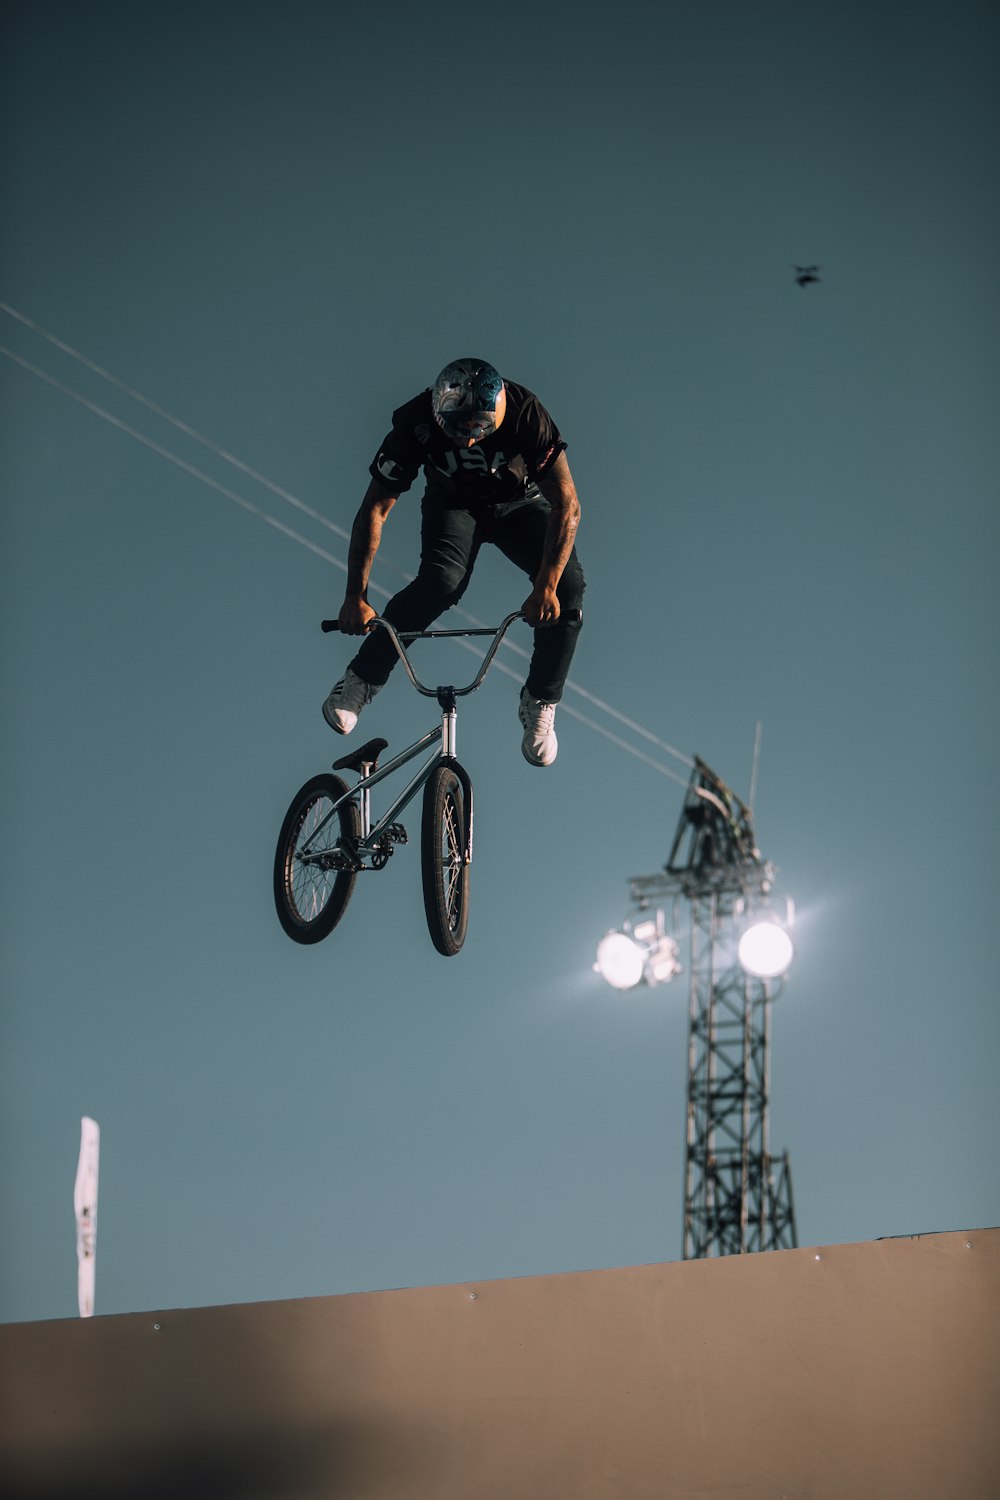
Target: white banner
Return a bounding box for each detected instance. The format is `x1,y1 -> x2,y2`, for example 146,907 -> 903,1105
74,1116 -> 100,1318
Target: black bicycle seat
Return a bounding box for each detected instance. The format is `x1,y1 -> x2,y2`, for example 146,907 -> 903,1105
332,737 -> 389,774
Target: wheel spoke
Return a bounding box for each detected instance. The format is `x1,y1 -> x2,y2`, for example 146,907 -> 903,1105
275,774 -> 360,943
442,796 -> 462,928
288,794 -> 339,920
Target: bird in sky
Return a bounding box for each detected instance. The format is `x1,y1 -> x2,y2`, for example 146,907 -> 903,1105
794,265 -> 821,287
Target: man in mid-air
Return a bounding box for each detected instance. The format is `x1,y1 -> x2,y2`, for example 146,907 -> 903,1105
324,358 -> 584,766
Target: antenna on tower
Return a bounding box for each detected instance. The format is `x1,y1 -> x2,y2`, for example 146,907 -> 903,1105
749,721 -> 763,815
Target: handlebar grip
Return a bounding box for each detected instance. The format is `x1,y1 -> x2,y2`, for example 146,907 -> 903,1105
320,620 -> 341,633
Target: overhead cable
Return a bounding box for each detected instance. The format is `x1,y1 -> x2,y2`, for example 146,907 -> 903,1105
0,300 -> 353,547
1,318 -> 693,784
0,346 -> 371,582
1,300 -> 694,773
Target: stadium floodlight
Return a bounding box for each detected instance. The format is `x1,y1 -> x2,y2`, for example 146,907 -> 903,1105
646,935 -> 682,984
595,909 -> 682,991
594,931 -> 646,990
618,757 -> 798,1258
737,920 -> 794,979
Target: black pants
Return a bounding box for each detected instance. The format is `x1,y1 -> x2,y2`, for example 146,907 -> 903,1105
350,487 -> 585,702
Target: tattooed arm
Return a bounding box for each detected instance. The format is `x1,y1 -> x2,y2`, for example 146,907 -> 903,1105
338,478 -> 398,633
523,451 -> 581,626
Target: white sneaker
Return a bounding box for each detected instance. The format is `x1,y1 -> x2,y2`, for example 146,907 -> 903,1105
518,686 -> 558,767
322,668 -> 382,735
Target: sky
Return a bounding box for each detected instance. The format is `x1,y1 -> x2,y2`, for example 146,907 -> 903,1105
1,0 -> 997,1324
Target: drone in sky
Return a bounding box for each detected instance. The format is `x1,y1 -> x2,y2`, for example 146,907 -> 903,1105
794,265 -> 821,287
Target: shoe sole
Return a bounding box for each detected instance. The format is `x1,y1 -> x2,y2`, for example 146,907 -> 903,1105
521,741 -> 557,767
322,703 -> 352,735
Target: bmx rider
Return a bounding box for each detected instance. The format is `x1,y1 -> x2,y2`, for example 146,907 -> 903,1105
323,358 -> 585,767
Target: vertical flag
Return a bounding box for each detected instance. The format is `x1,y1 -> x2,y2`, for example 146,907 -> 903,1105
74,1116 -> 100,1318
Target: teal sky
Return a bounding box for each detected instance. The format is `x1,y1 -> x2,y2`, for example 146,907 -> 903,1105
1,0 -> 997,1322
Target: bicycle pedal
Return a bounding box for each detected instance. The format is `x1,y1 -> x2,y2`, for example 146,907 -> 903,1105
389,822 -> 408,845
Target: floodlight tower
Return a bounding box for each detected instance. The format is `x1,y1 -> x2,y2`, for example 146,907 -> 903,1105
603,758 -> 797,1260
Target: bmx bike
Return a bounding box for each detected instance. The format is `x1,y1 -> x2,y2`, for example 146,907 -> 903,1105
274,610 -> 534,957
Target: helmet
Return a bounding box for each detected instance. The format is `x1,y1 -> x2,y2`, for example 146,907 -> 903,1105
431,358 -> 505,445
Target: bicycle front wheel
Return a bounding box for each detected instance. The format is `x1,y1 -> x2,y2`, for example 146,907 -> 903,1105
274,773 -> 361,944
421,764 -> 470,956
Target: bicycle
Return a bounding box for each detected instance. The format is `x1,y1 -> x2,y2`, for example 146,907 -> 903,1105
274,610 -> 544,957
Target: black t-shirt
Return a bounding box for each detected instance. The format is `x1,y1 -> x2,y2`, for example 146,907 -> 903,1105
369,380 -> 566,505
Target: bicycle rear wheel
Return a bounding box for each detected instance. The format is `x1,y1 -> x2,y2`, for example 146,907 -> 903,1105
274,773 -> 361,944
421,764 -> 470,956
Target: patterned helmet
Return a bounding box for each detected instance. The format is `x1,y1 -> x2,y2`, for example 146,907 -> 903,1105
431,358 -> 505,444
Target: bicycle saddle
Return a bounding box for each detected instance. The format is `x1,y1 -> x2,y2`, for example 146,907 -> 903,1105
332,737 -> 389,774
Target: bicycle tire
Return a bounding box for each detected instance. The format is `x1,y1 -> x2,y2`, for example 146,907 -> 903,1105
421,764 -> 470,956
274,773 -> 361,944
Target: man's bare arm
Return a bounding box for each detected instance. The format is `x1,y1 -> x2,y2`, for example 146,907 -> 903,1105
524,451 -> 581,625
339,478 -> 398,633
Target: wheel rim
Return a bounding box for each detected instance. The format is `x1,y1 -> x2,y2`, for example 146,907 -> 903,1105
286,793 -> 341,923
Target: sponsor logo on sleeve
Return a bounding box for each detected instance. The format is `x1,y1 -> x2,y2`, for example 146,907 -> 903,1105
376,452 -> 405,484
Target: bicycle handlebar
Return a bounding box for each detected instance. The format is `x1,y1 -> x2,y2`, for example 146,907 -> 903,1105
320,609 -> 581,699
320,609 -> 581,637
320,619 -> 520,639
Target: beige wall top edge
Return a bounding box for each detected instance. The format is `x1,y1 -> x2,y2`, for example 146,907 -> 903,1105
3,1224 -> 997,1333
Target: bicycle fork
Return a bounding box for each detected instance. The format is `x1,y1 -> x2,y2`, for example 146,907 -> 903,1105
438,694 -> 474,865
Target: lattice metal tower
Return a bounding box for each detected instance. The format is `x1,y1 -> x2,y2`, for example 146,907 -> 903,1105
630,759 -> 797,1259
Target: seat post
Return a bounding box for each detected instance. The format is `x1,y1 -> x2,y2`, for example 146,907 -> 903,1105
358,763 -> 374,839
331,738 -> 388,841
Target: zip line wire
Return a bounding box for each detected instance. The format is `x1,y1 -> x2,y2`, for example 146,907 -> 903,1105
1,306 -> 694,787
